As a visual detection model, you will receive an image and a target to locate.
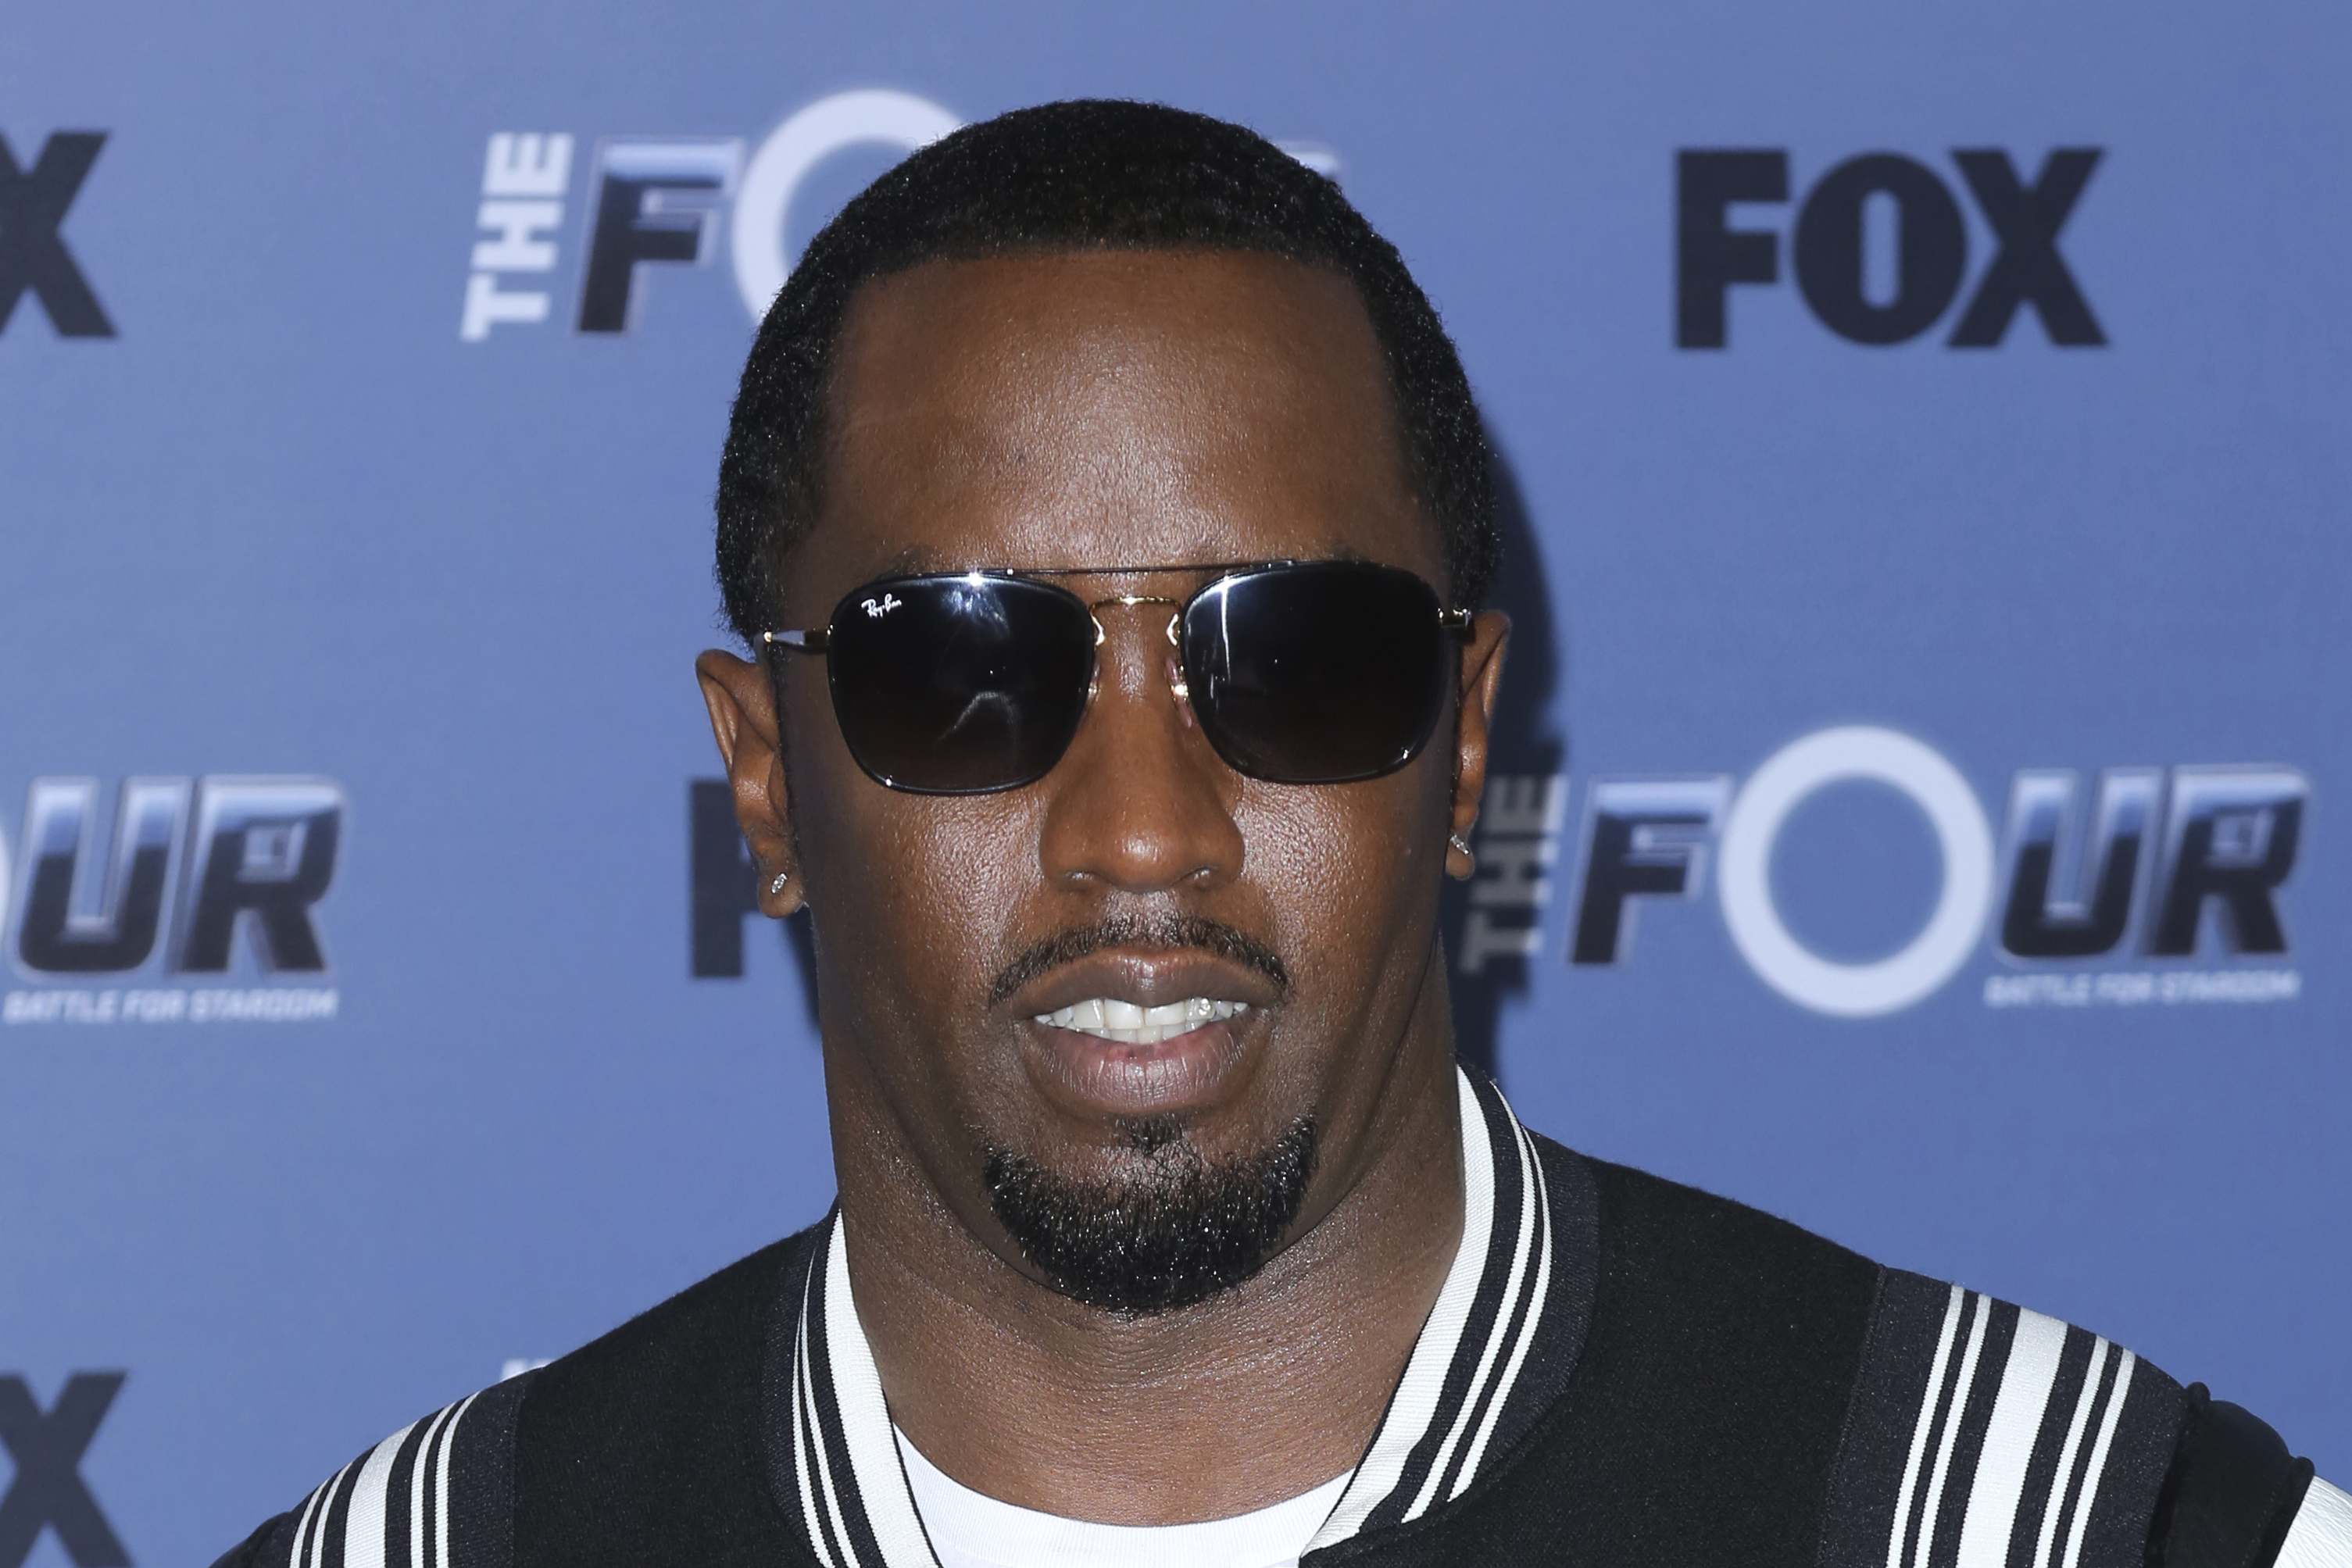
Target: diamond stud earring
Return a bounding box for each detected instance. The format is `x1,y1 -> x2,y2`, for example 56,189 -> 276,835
769,872 -> 791,896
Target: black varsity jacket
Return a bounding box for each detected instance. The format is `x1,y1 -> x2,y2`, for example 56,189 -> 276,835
214,1070 -> 2349,1568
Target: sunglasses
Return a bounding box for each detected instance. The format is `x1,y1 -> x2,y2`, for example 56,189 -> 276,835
760,560 -> 1473,795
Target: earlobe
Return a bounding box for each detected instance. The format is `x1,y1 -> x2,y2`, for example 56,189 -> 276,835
695,649 -> 807,918
1446,831 -> 1478,880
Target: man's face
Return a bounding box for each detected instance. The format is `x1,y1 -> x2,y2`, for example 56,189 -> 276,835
703,249 -> 1503,1308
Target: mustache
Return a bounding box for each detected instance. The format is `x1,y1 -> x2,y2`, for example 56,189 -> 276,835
987,912 -> 1292,1008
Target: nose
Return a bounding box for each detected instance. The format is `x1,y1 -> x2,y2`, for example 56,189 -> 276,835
1036,603 -> 1243,895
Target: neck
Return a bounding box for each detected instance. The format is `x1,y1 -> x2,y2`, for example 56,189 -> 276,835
828,972 -> 1466,1526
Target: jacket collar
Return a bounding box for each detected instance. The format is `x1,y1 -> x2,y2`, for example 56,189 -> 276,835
769,1066 -> 1593,1567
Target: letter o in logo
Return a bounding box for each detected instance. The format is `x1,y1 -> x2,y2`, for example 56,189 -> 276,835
1793,155 -> 1968,345
732,90 -> 963,323
1718,727 -> 1993,1017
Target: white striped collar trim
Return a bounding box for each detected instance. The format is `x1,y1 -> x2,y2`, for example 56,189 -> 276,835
785,1066 -> 1557,1567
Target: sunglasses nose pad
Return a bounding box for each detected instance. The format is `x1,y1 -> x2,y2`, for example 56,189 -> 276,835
1163,613 -> 1191,702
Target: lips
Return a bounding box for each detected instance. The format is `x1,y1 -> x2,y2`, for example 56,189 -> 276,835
1006,948 -> 1281,1116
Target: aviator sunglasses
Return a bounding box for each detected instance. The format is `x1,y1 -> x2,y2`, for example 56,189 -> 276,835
761,560 -> 1474,795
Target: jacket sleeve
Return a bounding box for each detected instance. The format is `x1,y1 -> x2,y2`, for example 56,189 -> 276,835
1807,1273 -> 2350,1568
202,1374 -> 531,1568
207,1513 -> 295,1568
2150,1385 -> 2352,1568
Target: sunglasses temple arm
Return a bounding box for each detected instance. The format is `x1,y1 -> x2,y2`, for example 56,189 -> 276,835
760,628 -> 831,654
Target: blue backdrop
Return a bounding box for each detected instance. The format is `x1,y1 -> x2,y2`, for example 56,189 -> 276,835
4,4 -> 2344,1562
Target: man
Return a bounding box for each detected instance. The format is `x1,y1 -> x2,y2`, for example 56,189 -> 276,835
216,101 -> 2346,1568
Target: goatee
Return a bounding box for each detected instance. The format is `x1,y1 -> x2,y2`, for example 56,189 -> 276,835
985,1116 -> 1318,1314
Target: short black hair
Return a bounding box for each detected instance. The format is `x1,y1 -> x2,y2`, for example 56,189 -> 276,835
713,98 -> 1498,647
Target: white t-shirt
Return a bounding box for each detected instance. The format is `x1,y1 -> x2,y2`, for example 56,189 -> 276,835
895,1427 -> 1353,1568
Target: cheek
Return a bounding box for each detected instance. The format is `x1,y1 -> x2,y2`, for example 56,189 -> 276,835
800,790 -> 1040,1018
1236,759 -> 1453,998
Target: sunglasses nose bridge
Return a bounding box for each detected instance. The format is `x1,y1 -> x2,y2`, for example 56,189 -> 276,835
1088,592 -> 1185,622
1085,594 -> 1189,698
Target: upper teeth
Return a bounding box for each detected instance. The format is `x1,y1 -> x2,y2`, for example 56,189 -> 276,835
1034,997 -> 1249,1045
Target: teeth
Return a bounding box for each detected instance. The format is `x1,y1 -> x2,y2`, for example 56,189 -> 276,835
1035,997 -> 1249,1045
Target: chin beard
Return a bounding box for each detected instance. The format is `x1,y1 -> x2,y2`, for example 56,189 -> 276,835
984,1116 -> 1318,1315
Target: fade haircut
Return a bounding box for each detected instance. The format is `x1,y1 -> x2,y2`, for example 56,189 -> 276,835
713,98 -> 1499,648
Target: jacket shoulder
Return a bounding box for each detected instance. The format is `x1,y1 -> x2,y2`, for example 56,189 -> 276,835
1572,1163 -> 2343,1568
1561,1156 -> 1886,1559
1814,1266 -> 2187,1568
1811,1270 -> 2349,1568
208,1371 -> 531,1568
512,1221 -> 827,1567
1578,1152 -> 1882,1311
209,1222 -> 827,1568
1335,1153 -> 1882,1566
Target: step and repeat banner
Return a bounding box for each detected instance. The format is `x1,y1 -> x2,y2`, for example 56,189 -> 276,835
4,2 -> 2345,1561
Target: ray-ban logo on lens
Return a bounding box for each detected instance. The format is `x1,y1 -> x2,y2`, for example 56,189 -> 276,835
863,595 -> 902,618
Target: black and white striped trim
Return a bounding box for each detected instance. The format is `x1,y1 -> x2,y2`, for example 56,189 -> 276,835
266,1373 -> 524,1568
1305,1068 -> 1558,1550
786,1220 -> 937,1568
2276,1478 -> 2352,1568
1834,1279 -> 2179,1568
776,1066 -> 1570,1568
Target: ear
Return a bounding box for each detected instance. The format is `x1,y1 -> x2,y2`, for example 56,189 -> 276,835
696,648 -> 806,918
1446,611 -> 1511,880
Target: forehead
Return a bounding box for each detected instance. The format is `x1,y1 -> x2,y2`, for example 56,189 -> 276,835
805,249 -> 1432,598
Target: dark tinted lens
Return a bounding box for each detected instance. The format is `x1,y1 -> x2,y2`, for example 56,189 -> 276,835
1183,563 -> 1451,784
824,576 -> 1096,793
